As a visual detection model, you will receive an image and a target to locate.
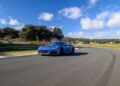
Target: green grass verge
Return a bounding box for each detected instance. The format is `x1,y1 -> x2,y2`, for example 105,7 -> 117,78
0,50 -> 37,56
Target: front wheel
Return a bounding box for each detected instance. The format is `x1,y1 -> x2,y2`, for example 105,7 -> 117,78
71,48 -> 75,54
38,51 -> 40,55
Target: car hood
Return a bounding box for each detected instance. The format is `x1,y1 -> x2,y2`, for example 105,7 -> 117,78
38,46 -> 59,51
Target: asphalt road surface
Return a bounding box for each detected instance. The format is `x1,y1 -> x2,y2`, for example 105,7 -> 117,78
0,48 -> 120,86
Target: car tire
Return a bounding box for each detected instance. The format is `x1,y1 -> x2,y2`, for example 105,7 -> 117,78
38,51 -> 40,55
59,48 -> 64,56
71,48 -> 75,54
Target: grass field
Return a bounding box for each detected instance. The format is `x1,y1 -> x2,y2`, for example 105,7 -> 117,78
75,44 -> 120,49
0,50 -> 37,56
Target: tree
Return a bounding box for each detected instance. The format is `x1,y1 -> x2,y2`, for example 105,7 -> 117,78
2,27 -> 19,39
20,25 -> 37,41
36,25 -> 49,41
20,25 -> 53,41
52,27 -> 64,40
0,25 -> 63,42
20,25 -> 64,41
0,29 -> 3,38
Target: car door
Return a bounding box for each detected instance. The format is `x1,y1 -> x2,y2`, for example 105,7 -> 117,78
64,43 -> 71,53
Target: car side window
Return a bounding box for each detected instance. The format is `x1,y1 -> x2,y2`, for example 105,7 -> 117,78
66,42 -> 71,46
64,43 -> 68,46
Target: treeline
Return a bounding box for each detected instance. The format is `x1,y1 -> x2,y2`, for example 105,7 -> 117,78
63,37 -> 120,44
1,25 -> 120,44
0,25 -> 64,42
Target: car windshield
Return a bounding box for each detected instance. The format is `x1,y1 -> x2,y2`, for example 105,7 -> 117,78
48,42 -> 64,47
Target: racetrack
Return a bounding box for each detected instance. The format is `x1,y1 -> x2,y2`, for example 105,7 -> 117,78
0,48 -> 120,86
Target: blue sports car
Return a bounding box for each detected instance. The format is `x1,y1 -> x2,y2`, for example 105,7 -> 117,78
38,41 -> 75,55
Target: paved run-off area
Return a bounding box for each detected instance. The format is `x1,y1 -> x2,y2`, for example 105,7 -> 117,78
0,48 -> 120,86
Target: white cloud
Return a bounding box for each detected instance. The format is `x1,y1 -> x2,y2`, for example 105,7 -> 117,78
89,0 -> 98,5
59,7 -> 81,19
0,19 -> 7,24
116,31 -> 120,36
67,32 -> 85,38
84,0 -> 98,11
0,17 -> 24,29
9,18 -> 20,25
14,24 -> 24,30
38,12 -> 53,21
80,11 -> 110,30
0,18 -> 20,25
96,11 -> 109,20
80,17 -> 104,30
79,11 -> 120,30
107,12 -> 120,27
94,32 -> 107,37
50,26 -> 55,29
67,31 -> 114,39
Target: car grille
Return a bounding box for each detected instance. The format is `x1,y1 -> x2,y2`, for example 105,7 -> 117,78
40,50 -> 49,53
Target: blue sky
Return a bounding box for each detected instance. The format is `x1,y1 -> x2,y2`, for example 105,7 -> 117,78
0,0 -> 120,39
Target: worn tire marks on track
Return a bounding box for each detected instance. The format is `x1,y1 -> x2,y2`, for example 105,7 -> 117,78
95,50 -> 116,86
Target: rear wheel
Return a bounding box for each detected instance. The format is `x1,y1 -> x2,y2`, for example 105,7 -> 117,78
59,48 -> 64,55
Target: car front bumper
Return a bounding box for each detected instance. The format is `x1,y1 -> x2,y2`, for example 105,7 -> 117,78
38,50 -> 58,55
